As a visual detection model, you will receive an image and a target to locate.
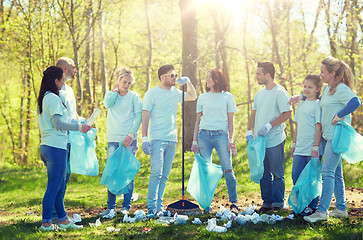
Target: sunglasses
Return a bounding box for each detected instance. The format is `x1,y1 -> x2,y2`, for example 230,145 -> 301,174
163,73 -> 178,78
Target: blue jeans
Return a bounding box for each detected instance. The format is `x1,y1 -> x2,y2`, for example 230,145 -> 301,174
260,141 -> 285,208
198,130 -> 237,203
40,145 -> 68,223
292,155 -> 321,210
51,143 -> 71,220
147,140 -> 177,212
317,140 -> 347,214
106,141 -> 138,210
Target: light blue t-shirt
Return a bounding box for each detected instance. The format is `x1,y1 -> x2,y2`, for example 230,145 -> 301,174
104,90 -> 142,142
293,99 -> 321,156
197,91 -> 237,132
59,83 -> 77,122
320,83 -> 356,140
38,92 -> 68,149
143,86 -> 183,142
253,84 -> 292,148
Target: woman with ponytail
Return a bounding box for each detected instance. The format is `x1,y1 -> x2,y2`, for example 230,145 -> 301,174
38,66 -> 91,231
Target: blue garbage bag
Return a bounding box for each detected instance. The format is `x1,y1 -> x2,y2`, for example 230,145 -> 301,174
69,128 -> 99,176
100,145 -> 140,196
288,157 -> 322,214
186,153 -> 223,212
247,136 -> 266,183
332,121 -> 363,164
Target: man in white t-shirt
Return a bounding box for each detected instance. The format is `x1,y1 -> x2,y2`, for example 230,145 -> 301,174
142,64 -> 197,218
246,62 -> 292,213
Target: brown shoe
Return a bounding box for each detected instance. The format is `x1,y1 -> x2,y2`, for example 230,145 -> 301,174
257,206 -> 272,214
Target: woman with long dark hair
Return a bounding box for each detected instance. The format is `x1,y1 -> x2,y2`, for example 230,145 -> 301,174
38,66 -> 91,231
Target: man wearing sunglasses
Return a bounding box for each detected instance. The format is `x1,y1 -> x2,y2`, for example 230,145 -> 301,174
142,64 -> 197,218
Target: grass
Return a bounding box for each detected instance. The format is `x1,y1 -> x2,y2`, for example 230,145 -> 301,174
0,139 -> 363,239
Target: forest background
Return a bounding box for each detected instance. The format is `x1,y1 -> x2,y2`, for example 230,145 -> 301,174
0,0 -> 362,166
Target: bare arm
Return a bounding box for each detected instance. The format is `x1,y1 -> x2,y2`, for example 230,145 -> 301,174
247,110 -> 256,131
270,111 -> 292,127
228,112 -> 235,141
292,123 -> 297,143
193,112 -> 202,141
142,110 -> 150,137
184,82 -> 197,101
313,123 -> 322,146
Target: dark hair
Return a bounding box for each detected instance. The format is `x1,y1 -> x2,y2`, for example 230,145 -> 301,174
158,64 -> 175,80
322,56 -> 354,95
37,66 -> 63,114
206,68 -> 229,92
257,62 -> 275,79
304,75 -> 322,99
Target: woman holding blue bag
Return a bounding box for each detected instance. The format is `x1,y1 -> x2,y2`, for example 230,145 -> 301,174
100,67 -> 142,218
289,75 -> 323,216
38,66 -> 91,231
191,68 -> 239,213
290,57 -> 361,223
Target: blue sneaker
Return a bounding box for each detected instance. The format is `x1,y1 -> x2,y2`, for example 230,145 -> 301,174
146,210 -> 156,219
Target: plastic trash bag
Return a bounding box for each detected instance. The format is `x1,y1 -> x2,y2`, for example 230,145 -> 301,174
69,128 -> 99,176
288,157 -> 322,214
247,136 -> 267,183
332,121 -> 363,164
186,153 -> 223,212
100,145 -> 140,196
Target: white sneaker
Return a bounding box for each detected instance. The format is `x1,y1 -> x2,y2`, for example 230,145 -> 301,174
329,209 -> 348,218
102,209 -> 115,219
303,211 -> 328,223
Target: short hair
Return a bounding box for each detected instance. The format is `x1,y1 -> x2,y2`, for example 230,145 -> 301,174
206,68 -> 229,92
158,64 -> 174,80
257,62 -> 275,79
114,67 -> 135,85
56,57 -> 74,68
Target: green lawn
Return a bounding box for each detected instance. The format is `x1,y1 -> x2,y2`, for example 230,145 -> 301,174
1,140 -> 363,239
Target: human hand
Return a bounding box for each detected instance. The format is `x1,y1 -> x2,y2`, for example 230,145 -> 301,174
122,133 -> 134,148
176,77 -> 190,86
246,130 -> 253,143
331,114 -> 343,125
311,145 -> 319,158
290,142 -> 296,157
81,124 -> 91,133
142,136 -> 151,155
112,85 -> 119,92
287,94 -> 303,106
258,123 -> 272,137
228,141 -> 237,156
191,141 -> 198,153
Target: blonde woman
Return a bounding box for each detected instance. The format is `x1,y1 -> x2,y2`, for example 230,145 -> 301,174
100,67 -> 142,218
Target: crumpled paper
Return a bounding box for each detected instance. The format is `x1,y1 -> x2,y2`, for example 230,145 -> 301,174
89,218 -> 102,227
206,218 -> 227,233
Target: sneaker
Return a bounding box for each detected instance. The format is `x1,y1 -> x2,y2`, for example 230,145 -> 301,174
51,217 -> 60,224
59,222 -> 83,230
146,210 -> 155,219
99,209 -> 111,217
257,206 -> 272,214
40,224 -> 59,231
299,207 -> 314,216
303,211 -> 328,223
117,207 -> 129,215
329,209 -> 348,218
102,209 -> 115,219
230,203 -> 239,213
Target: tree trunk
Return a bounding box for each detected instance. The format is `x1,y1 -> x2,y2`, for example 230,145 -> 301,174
83,0 -> 93,115
99,13 -> 107,97
145,0 -> 153,92
180,0 -> 198,152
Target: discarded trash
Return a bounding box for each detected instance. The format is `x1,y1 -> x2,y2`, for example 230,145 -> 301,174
89,218 -> 102,227
206,218 -> 227,233
236,216 -> 247,226
106,226 -> 115,232
134,210 -> 146,221
25,211 -> 33,216
175,214 -> 188,225
156,217 -> 175,225
223,220 -> 232,228
69,214 -> 82,223
131,193 -> 139,202
142,227 -> 151,233
123,213 -> 136,223
192,218 -> 202,224
287,214 -> 295,220
242,205 -> 257,215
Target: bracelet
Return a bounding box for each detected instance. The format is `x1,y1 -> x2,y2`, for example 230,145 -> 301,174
192,141 -> 198,145
228,139 -> 234,143
128,132 -> 135,138
291,142 -> 296,148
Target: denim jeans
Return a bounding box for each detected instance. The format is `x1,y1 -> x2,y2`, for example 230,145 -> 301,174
106,141 -> 138,210
198,130 -> 237,203
147,140 -> 177,212
40,145 -> 68,223
292,155 -> 321,210
317,140 -> 347,214
260,141 -> 285,208
51,143 -> 71,220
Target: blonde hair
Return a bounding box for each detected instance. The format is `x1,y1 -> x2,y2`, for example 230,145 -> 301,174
322,56 -> 354,95
114,67 -> 135,85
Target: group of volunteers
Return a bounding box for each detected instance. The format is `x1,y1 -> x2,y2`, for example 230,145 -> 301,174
37,55 -> 360,231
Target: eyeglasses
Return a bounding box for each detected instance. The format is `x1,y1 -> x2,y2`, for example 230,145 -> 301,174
162,73 -> 178,78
